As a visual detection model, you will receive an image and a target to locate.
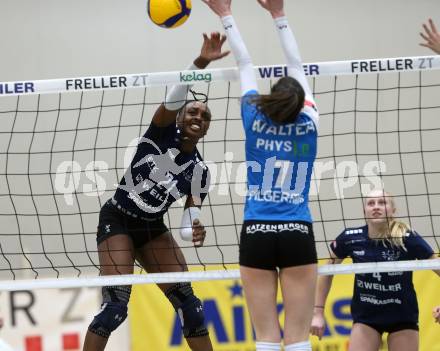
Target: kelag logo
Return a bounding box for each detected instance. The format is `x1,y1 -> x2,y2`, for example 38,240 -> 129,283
180,71 -> 212,82
168,281 -> 352,347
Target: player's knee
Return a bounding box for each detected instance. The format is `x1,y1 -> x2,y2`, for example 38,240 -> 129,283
165,283 -> 208,338
88,285 -> 131,338
179,294 -> 208,337
88,301 -> 128,338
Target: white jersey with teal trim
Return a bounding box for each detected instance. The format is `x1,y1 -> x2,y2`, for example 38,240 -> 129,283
241,90 -> 319,222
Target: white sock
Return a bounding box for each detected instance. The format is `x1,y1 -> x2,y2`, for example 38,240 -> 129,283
255,341 -> 281,351
284,341 -> 312,351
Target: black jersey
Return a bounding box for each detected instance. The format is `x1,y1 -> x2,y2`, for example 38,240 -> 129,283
330,225 -> 434,325
113,122 -> 209,219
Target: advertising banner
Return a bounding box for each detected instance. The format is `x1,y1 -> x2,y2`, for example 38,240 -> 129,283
130,266 -> 440,351
0,287 -> 130,351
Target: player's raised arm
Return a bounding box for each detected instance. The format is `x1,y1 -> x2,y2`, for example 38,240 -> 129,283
152,32 -> 229,127
257,0 -> 312,97
203,0 -> 258,96
420,18 -> 440,54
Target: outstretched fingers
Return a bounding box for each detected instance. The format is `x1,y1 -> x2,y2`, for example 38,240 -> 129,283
200,31 -> 230,61
202,0 -> 232,17
429,18 -> 439,35
220,33 -> 227,44
420,32 -> 432,46
422,23 -> 434,39
217,50 -> 231,59
257,0 -> 269,9
256,0 -> 284,18
420,19 -> 440,54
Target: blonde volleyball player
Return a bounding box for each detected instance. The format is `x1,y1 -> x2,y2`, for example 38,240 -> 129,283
82,32 -> 229,351
311,190 -> 440,351
204,0 -> 319,350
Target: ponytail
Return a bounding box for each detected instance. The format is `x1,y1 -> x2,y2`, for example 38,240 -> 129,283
388,220 -> 410,250
375,219 -> 410,251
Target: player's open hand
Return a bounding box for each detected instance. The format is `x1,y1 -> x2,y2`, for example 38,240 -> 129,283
433,306 -> 440,324
200,32 -> 230,63
310,310 -> 326,340
420,19 -> 440,54
192,219 -> 206,247
202,0 -> 232,18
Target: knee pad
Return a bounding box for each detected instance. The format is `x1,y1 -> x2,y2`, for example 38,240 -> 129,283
88,285 -> 131,338
178,294 -> 207,338
165,283 -> 208,338
88,301 -> 128,338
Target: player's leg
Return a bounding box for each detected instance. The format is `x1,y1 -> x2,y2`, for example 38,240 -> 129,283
348,323 -> 382,351
239,221 -> 281,349
387,329 -> 419,351
279,263 -> 317,347
240,266 -> 281,345
136,229 -> 187,277
83,201 -> 136,351
136,230 -> 212,351
83,234 -> 135,351
277,222 -> 317,350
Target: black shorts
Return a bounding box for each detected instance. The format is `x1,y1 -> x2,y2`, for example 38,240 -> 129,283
239,220 -> 317,270
357,321 -> 419,335
96,199 -> 169,249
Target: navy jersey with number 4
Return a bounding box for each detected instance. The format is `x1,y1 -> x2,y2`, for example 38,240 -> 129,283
113,123 -> 209,219
330,225 -> 434,325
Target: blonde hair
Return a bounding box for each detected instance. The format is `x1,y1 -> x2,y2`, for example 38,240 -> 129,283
365,190 -> 411,250
384,219 -> 410,250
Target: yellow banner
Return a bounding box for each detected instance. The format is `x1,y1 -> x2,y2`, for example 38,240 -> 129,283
129,267 -> 440,351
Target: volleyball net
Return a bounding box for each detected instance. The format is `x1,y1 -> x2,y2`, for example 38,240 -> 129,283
1,56 -> 440,290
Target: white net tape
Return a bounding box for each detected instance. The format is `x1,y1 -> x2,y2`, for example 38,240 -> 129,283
1,55 -> 439,290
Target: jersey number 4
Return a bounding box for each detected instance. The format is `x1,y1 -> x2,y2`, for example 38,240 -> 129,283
372,272 -> 382,281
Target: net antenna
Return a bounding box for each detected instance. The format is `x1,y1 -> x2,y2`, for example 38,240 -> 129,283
1,56 -> 440,291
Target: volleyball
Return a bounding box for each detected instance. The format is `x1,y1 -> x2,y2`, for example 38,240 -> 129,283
147,0 -> 192,29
